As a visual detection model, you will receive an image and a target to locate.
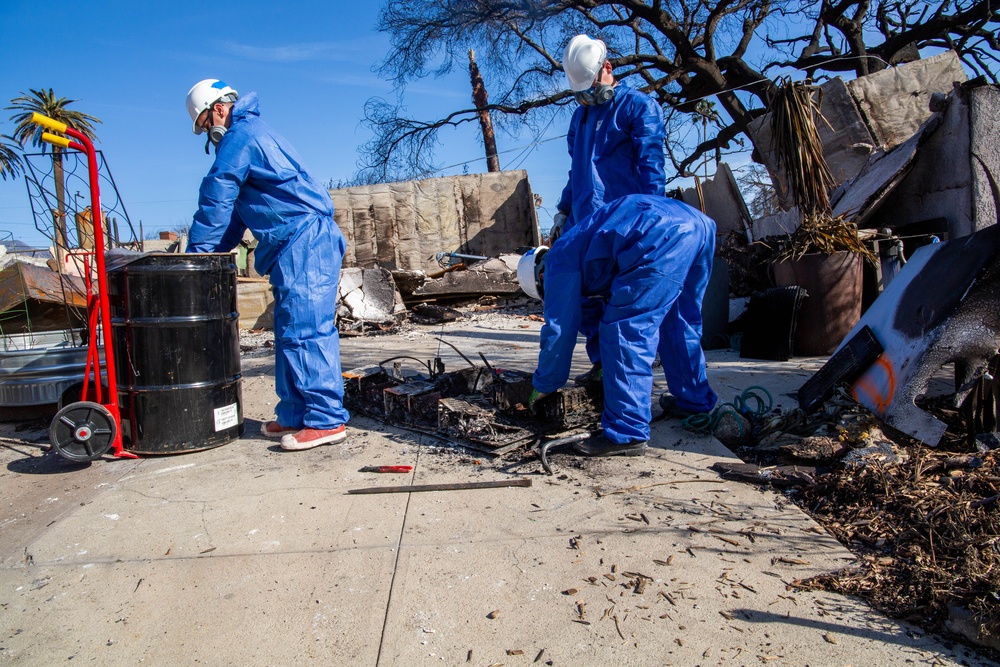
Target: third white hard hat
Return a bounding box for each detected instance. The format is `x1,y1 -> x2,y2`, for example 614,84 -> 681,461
563,35 -> 607,92
185,79 -> 239,135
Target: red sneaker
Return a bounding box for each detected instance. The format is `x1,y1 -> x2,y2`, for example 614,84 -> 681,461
280,425 -> 348,451
260,421 -> 299,439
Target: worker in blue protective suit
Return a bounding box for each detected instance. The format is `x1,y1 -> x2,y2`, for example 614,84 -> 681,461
184,79 -> 350,452
518,194 -> 718,457
554,35 -> 666,237
553,35 -> 667,381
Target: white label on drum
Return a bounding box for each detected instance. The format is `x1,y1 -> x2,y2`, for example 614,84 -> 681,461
214,403 -> 239,431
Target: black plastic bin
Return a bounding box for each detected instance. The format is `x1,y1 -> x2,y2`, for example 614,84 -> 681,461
108,253 -> 243,454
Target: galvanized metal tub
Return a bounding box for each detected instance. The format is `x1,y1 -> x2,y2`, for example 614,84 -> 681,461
0,330 -> 96,406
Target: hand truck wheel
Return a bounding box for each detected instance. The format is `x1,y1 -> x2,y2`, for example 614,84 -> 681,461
49,401 -> 118,462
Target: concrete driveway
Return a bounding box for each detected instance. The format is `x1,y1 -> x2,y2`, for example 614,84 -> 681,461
0,316 -> 992,666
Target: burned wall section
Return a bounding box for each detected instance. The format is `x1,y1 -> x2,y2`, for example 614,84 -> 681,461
859,82 -> 1000,241
861,85 -> 973,240
677,163 -> 752,238
331,170 -> 541,274
748,51 -> 968,214
971,85 -> 1000,235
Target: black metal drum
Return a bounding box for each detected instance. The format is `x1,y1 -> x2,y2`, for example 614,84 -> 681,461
108,253 -> 243,454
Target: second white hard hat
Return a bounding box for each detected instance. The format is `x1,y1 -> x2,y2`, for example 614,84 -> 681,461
517,246 -> 549,300
563,35 -> 607,92
185,79 -> 239,135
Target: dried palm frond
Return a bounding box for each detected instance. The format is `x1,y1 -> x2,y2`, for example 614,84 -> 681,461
777,211 -> 878,264
770,78 -> 835,216
770,79 -> 875,262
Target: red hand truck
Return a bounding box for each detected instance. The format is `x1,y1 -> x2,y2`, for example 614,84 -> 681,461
31,112 -> 139,462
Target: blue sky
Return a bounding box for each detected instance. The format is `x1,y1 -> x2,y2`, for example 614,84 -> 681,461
0,0 -> 573,248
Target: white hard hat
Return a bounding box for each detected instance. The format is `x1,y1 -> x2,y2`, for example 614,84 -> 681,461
517,246 -> 549,300
563,35 -> 607,92
186,79 -> 239,135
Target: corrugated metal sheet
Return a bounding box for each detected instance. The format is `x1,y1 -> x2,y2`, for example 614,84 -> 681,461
0,261 -> 87,313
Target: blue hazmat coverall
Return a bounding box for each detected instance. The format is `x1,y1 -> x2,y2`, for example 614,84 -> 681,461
533,195 -> 718,445
187,92 -> 350,429
556,83 -> 666,365
557,83 -> 666,232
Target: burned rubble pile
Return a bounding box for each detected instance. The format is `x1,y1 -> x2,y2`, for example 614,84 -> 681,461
795,438 -> 1000,651
695,379 -> 1000,653
341,353 -> 602,456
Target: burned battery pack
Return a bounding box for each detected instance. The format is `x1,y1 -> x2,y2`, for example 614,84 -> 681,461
535,384 -> 604,429
384,381 -> 440,427
438,397 -> 535,449
342,366 -> 400,418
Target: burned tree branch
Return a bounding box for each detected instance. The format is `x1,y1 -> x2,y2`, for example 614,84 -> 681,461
361,0 -> 1000,184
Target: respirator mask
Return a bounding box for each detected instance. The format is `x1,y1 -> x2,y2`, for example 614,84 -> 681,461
205,125 -> 227,154
201,93 -> 237,154
574,83 -> 615,106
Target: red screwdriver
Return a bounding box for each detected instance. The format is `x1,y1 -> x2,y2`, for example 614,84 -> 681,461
359,465 -> 413,473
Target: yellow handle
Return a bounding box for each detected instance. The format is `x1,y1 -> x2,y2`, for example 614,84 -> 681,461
41,132 -> 72,148
32,112 -> 68,134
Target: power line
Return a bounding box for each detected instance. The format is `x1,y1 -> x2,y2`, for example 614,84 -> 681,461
430,54 -> 892,176
434,134 -> 567,174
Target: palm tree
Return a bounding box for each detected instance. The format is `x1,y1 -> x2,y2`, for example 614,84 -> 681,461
6,89 -> 101,265
0,134 -> 22,181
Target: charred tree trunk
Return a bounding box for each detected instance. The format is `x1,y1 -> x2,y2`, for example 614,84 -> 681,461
469,49 -> 500,173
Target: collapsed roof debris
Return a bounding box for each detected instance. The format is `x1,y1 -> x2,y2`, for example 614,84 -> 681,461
337,267 -> 407,335
812,223 -> 1000,446
406,255 -> 522,305
0,257 -> 87,333
749,51 -> 968,219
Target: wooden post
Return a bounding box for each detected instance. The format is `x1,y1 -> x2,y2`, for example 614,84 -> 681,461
469,49 -> 500,173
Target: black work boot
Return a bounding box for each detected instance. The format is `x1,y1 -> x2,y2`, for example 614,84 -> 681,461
574,361 -> 603,386
574,433 -> 647,457
658,394 -> 701,420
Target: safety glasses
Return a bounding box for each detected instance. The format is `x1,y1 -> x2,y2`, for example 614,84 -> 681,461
196,109 -> 212,133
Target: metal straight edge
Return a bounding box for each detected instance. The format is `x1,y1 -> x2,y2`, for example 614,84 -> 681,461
347,478 -> 532,495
